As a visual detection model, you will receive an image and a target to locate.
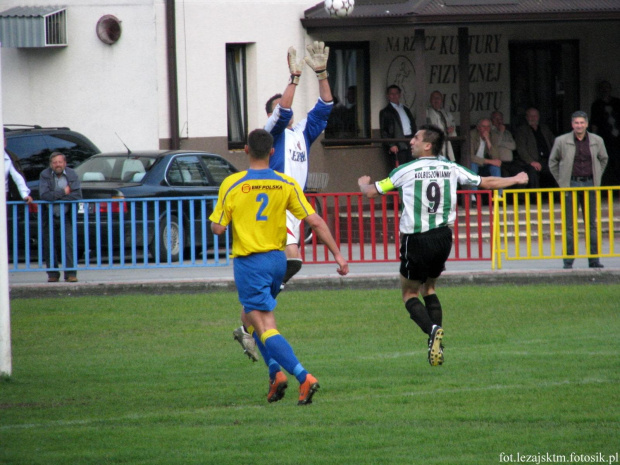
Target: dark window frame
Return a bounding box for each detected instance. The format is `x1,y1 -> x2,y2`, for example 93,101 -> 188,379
324,41 -> 371,145
226,44 -> 249,150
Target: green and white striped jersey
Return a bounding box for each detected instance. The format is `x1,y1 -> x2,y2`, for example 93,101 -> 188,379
375,157 -> 481,234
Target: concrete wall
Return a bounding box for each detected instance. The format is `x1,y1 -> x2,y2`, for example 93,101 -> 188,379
156,0 -> 317,141
1,0 -> 159,153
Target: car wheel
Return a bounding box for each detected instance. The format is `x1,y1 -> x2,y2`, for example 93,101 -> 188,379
150,214 -> 181,262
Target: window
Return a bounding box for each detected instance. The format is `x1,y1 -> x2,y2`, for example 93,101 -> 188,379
324,42 -> 370,142
168,156 -> 209,186
43,134 -> 100,167
201,156 -> 236,185
226,44 -> 248,149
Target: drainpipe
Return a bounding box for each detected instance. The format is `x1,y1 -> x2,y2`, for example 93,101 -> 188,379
458,27 -> 470,168
165,0 -> 180,150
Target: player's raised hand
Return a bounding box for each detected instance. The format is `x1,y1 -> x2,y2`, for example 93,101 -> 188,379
304,41 -> 329,80
287,46 -> 303,85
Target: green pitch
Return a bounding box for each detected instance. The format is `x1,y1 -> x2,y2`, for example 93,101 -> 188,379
1,285 -> 619,464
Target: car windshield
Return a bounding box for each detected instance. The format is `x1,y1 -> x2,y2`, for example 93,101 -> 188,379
75,156 -> 156,182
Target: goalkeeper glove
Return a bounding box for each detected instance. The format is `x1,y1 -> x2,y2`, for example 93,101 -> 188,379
287,46 -> 303,85
304,41 -> 330,80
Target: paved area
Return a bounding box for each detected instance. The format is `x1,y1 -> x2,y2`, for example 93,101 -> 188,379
8,254 -> 620,299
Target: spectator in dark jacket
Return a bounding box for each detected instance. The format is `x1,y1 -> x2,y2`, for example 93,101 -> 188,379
515,107 -> 557,188
380,85 -> 416,169
39,152 -> 82,283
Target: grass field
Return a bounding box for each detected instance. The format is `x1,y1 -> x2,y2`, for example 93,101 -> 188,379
1,285 -> 619,464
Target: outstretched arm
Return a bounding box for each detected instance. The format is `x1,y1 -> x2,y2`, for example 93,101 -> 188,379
479,172 -> 529,190
358,175 -> 382,198
278,82 -> 297,110
318,75 -> 333,102
305,41 -> 333,102
278,46 -> 304,109
304,213 -> 349,276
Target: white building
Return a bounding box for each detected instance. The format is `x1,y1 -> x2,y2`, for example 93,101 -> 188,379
2,0 -> 620,191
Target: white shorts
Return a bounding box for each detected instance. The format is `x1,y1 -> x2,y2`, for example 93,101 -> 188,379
286,210 -> 301,246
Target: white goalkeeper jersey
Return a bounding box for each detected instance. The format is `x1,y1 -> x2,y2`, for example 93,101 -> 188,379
375,156 -> 481,234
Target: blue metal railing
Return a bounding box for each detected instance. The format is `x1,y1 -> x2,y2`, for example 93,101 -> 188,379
6,196 -> 230,272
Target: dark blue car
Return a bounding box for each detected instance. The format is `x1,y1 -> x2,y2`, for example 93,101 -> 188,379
68,150 -> 238,261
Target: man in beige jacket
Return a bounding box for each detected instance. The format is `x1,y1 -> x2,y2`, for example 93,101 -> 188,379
549,111 -> 608,269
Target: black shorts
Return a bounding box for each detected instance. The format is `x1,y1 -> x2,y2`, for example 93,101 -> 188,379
399,226 -> 453,283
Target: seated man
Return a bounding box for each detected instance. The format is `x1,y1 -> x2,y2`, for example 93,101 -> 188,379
470,118 -> 502,200
491,111 -> 537,189
515,107 -> 557,189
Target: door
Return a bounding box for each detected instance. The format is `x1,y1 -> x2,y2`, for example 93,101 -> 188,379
510,40 -> 580,135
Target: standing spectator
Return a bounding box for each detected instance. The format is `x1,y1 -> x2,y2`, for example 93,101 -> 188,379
515,107 -> 557,189
39,152 -> 82,282
210,129 -> 348,405
549,111 -> 608,269
590,80 -> 620,186
233,42 -> 334,361
426,90 -> 457,161
4,131 -> 33,204
358,124 -> 528,366
380,84 -> 416,169
491,111 -> 537,188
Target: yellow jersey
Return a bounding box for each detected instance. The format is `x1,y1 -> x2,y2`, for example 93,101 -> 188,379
209,169 -> 315,257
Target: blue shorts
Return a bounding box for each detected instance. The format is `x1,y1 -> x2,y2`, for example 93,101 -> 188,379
234,251 -> 287,312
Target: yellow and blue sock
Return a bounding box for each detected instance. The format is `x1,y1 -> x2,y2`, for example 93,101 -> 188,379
261,329 -> 308,384
248,326 -> 281,380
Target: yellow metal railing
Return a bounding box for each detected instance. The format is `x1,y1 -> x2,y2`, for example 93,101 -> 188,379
492,187 -> 620,269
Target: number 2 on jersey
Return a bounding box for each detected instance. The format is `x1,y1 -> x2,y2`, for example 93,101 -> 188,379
256,193 -> 269,221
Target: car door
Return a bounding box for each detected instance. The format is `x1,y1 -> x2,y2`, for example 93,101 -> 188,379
165,154 -> 213,251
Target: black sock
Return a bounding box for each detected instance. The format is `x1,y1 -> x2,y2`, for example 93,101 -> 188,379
424,294 -> 442,327
282,258 -> 303,284
405,298 -> 434,335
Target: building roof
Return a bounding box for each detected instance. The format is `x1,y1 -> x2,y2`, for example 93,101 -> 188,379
302,0 -> 620,30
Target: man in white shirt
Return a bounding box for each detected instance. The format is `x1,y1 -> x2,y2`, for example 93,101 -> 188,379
3,133 -> 32,203
380,85 -> 417,169
426,90 -> 457,161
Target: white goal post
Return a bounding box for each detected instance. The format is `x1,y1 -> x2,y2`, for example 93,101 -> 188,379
0,48 -> 13,377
